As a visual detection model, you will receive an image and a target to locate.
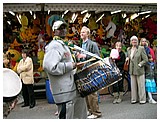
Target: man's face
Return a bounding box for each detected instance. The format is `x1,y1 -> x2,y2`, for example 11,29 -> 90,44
54,25 -> 67,38
80,28 -> 88,40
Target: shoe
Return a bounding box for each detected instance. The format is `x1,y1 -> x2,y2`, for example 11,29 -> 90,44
149,99 -> 157,104
21,104 -> 29,107
113,98 -> 118,104
116,98 -> 122,103
95,113 -> 102,118
29,104 -> 35,109
131,101 -> 137,104
139,101 -> 146,104
54,111 -> 58,116
87,111 -> 91,116
117,92 -> 123,103
87,114 -> 98,119
113,92 -> 118,104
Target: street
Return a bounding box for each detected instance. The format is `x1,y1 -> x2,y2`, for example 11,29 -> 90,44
6,92 -> 157,119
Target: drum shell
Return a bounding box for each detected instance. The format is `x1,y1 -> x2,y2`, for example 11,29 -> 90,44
74,58 -> 122,97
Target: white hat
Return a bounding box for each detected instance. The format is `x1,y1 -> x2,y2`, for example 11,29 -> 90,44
3,68 -> 22,97
130,35 -> 138,41
52,20 -> 67,31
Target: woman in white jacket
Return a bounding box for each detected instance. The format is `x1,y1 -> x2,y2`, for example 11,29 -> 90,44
17,49 -> 35,108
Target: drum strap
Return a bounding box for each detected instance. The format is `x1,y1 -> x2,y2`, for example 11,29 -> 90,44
70,45 -> 103,61
55,39 -> 77,63
53,36 -> 102,61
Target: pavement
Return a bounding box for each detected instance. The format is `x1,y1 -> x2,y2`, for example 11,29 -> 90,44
5,92 -> 157,119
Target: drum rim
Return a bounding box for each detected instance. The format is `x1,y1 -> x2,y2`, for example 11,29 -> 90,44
77,57 -> 112,74
3,68 -> 22,97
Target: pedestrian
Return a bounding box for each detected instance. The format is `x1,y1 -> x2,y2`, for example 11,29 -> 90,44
145,55 -> 157,104
17,49 -> 36,108
110,41 -> 126,104
139,38 -> 150,56
76,26 -> 102,119
43,18 -> 87,119
126,35 -> 148,104
146,40 -> 156,62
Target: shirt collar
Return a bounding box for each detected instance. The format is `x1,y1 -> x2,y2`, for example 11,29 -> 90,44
82,39 -> 88,44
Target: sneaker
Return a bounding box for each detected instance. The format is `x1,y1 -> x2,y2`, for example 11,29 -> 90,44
131,101 -> 137,104
116,98 -> 122,103
139,101 -> 146,104
149,99 -> 157,104
113,98 -> 118,104
54,111 -> 58,116
87,114 -> 98,119
87,111 -> 91,116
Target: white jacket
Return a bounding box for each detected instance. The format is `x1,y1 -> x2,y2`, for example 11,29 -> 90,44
17,57 -> 34,84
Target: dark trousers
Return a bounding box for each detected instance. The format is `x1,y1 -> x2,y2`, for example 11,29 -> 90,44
113,70 -> 125,92
56,102 -> 66,119
22,82 -> 35,106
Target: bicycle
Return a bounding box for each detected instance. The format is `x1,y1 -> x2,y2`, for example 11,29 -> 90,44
108,70 -> 131,96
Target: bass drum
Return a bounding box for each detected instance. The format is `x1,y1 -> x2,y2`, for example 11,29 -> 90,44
74,57 -> 122,97
3,68 -> 22,97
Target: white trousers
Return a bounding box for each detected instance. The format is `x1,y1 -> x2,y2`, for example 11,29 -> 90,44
130,74 -> 146,103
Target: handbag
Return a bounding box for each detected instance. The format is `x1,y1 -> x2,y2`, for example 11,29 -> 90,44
123,60 -> 129,71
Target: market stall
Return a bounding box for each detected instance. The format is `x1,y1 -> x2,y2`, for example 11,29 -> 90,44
3,3 -> 157,96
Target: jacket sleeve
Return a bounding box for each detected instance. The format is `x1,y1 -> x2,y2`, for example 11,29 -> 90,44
17,60 -> 22,74
17,58 -> 33,74
43,48 -> 73,75
86,41 -> 100,60
139,47 -> 148,67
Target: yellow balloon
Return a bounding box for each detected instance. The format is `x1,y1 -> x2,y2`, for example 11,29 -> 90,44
6,49 -> 21,62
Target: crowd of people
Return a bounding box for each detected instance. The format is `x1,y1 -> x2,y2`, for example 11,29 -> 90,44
3,15 -> 157,119
43,17 -> 157,119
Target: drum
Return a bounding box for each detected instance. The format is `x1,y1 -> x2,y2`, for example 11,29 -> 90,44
3,68 -> 22,97
74,57 -> 122,97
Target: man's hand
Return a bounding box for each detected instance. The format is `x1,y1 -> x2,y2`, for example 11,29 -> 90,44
76,52 -> 86,59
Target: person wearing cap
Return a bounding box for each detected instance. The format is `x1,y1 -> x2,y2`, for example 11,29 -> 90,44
126,35 -> 148,104
43,19 -> 87,119
17,49 -> 36,109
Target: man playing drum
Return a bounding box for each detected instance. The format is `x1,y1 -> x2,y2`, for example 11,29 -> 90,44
43,16 -> 88,119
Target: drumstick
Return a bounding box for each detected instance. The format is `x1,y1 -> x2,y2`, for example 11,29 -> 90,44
81,57 -> 96,64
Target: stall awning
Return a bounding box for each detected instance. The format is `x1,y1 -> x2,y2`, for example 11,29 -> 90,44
3,3 -> 157,13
